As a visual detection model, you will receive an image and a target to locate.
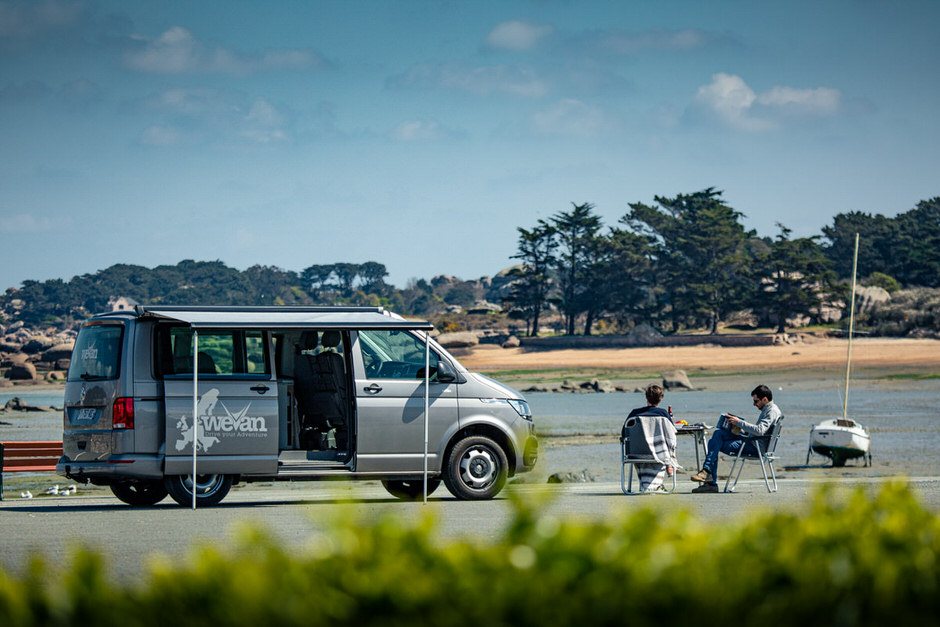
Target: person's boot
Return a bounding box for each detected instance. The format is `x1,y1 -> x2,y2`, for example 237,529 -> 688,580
690,469 -> 712,483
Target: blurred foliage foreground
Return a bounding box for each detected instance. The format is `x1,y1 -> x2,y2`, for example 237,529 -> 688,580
2,482 -> 938,627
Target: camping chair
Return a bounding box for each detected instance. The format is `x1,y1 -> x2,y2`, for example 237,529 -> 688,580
722,416 -> 784,493
620,414 -> 679,494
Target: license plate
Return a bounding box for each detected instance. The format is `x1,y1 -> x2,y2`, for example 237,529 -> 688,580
70,407 -> 100,425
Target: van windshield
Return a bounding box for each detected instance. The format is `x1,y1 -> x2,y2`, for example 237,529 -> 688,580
67,325 -> 123,381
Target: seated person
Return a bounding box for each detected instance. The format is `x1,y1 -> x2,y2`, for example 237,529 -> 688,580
691,384 -> 783,493
624,384 -> 678,493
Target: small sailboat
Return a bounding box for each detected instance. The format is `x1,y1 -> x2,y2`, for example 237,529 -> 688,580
807,232 -> 872,467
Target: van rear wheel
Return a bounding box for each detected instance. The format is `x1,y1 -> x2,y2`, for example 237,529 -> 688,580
110,480 -> 168,506
382,479 -> 441,501
443,436 -> 508,500
165,473 -> 232,507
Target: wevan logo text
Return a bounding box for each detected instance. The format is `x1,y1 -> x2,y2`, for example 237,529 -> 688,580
175,388 -> 267,453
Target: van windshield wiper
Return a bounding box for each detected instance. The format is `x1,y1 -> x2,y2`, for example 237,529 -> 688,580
80,373 -> 107,381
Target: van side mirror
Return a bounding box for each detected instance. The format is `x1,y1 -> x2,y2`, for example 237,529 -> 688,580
436,360 -> 457,383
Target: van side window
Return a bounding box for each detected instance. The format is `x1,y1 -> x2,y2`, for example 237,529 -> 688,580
358,330 -> 440,380
155,327 -> 270,378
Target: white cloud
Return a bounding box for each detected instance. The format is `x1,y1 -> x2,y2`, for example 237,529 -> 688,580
694,73 -> 841,131
0,213 -> 56,233
391,119 -> 453,142
757,85 -> 841,114
140,125 -> 182,146
0,0 -> 84,39
240,98 -> 288,143
486,20 -> 553,51
532,99 -> 612,137
601,28 -> 712,54
391,63 -> 548,98
124,26 -> 323,75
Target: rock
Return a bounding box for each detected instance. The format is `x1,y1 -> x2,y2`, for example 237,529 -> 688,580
625,323 -> 663,346
559,379 -> 577,391
579,381 -> 595,390
21,336 -> 55,355
467,300 -> 502,315
662,369 -> 694,390
55,358 -> 71,370
501,335 -> 521,349
41,342 -> 74,362
45,371 -> 66,381
5,362 -> 37,380
0,341 -> 20,353
857,285 -> 890,315
2,396 -> 45,411
592,379 -> 614,393
547,469 -> 596,484
522,385 -> 549,393
436,332 -> 479,349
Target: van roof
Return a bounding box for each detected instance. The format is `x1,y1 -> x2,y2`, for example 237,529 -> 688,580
95,305 -> 433,330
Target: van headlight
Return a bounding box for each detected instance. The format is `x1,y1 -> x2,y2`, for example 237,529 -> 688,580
507,399 -> 532,420
481,398 -> 532,421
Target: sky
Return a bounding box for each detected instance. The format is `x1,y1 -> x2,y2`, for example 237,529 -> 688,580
1,0 -> 938,291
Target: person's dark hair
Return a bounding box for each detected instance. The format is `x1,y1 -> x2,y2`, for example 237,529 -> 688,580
751,384 -> 773,401
645,384 -> 664,406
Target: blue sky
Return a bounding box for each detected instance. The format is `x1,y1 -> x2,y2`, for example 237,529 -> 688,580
1,0 -> 938,290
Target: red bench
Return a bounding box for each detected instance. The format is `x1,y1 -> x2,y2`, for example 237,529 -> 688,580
0,441 -> 63,501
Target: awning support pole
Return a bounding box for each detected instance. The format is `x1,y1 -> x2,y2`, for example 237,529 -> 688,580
192,329 -> 198,511
423,331 -> 430,504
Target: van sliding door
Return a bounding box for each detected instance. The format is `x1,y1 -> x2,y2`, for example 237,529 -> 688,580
161,328 -> 279,476
352,330 -> 458,473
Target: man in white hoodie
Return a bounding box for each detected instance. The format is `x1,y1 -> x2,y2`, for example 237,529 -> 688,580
691,384 -> 783,493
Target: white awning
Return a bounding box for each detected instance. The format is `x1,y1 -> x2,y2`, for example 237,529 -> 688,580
138,306 -> 433,330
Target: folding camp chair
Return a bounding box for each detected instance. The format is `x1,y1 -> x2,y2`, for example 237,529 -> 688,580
722,416 -> 784,493
620,414 -> 679,494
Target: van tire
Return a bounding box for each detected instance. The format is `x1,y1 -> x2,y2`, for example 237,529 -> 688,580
382,479 -> 441,501
110,480 -> 168,506
443,436 -> 508,500
164,474 -> 233,507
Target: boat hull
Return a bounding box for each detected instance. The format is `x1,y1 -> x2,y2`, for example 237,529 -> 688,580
810,420 -> 870,467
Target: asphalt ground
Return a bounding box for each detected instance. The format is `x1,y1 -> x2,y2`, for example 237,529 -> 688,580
2,476 -> 938,582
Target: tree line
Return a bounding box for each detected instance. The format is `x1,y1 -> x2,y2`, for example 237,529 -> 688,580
505,190 -> 939,336
1,191 -> 937,334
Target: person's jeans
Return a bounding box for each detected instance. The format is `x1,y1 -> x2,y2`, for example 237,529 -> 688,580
703,428 -> 757,485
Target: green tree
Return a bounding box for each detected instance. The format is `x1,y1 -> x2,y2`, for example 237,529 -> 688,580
551,202 -> 603,335
757,225 -> 838,332
506,221 -> 556,336
893,197 -> 940,287
624,188 -> 755,333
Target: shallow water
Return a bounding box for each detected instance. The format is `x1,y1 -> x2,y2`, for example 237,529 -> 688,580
3,381 -> 938,481
528,378 -> 940,481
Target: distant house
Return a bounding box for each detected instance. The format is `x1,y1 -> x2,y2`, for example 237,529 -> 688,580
108,296 -> 139,312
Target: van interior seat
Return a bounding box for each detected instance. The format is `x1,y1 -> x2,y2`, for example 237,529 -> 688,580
293,331 -> 349,449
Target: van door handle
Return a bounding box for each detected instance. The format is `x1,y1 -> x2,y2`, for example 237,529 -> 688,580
250,385 -> 270,394
363,383 -> 383,394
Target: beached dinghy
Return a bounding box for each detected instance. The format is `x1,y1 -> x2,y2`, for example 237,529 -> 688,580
806,232 -> 873,468
809,418 -> 871,467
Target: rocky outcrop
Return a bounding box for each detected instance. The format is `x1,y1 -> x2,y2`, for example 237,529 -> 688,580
41,342 -> 74,362
624,323 -> 663,346
501,335 -> 520,349
436,331 -> 480,349
5,362 -> 37,380
662,369 -> 694,390
547,469 -> 596,483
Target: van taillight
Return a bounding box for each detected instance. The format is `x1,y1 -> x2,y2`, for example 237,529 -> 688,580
112,397 -> 135,429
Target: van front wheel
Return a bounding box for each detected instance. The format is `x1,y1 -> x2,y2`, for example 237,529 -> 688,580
165,473 -> 232,507
110,480 -> 168,506
443,436 -> 508,500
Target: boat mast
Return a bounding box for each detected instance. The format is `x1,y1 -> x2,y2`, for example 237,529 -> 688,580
842,232 -> 860,421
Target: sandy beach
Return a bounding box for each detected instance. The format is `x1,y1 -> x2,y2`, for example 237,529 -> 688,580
460,337 -> 940,378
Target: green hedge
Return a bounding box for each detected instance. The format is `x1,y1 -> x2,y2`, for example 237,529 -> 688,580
2,482 -> 938,627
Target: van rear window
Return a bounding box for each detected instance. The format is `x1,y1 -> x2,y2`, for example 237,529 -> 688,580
67,325 -> 123,381
155,326 -> 270,378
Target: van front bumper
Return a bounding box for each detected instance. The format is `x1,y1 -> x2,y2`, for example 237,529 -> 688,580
57,455 -> 163,484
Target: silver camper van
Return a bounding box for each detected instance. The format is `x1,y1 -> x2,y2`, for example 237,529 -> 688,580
56,306 -> 537,506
